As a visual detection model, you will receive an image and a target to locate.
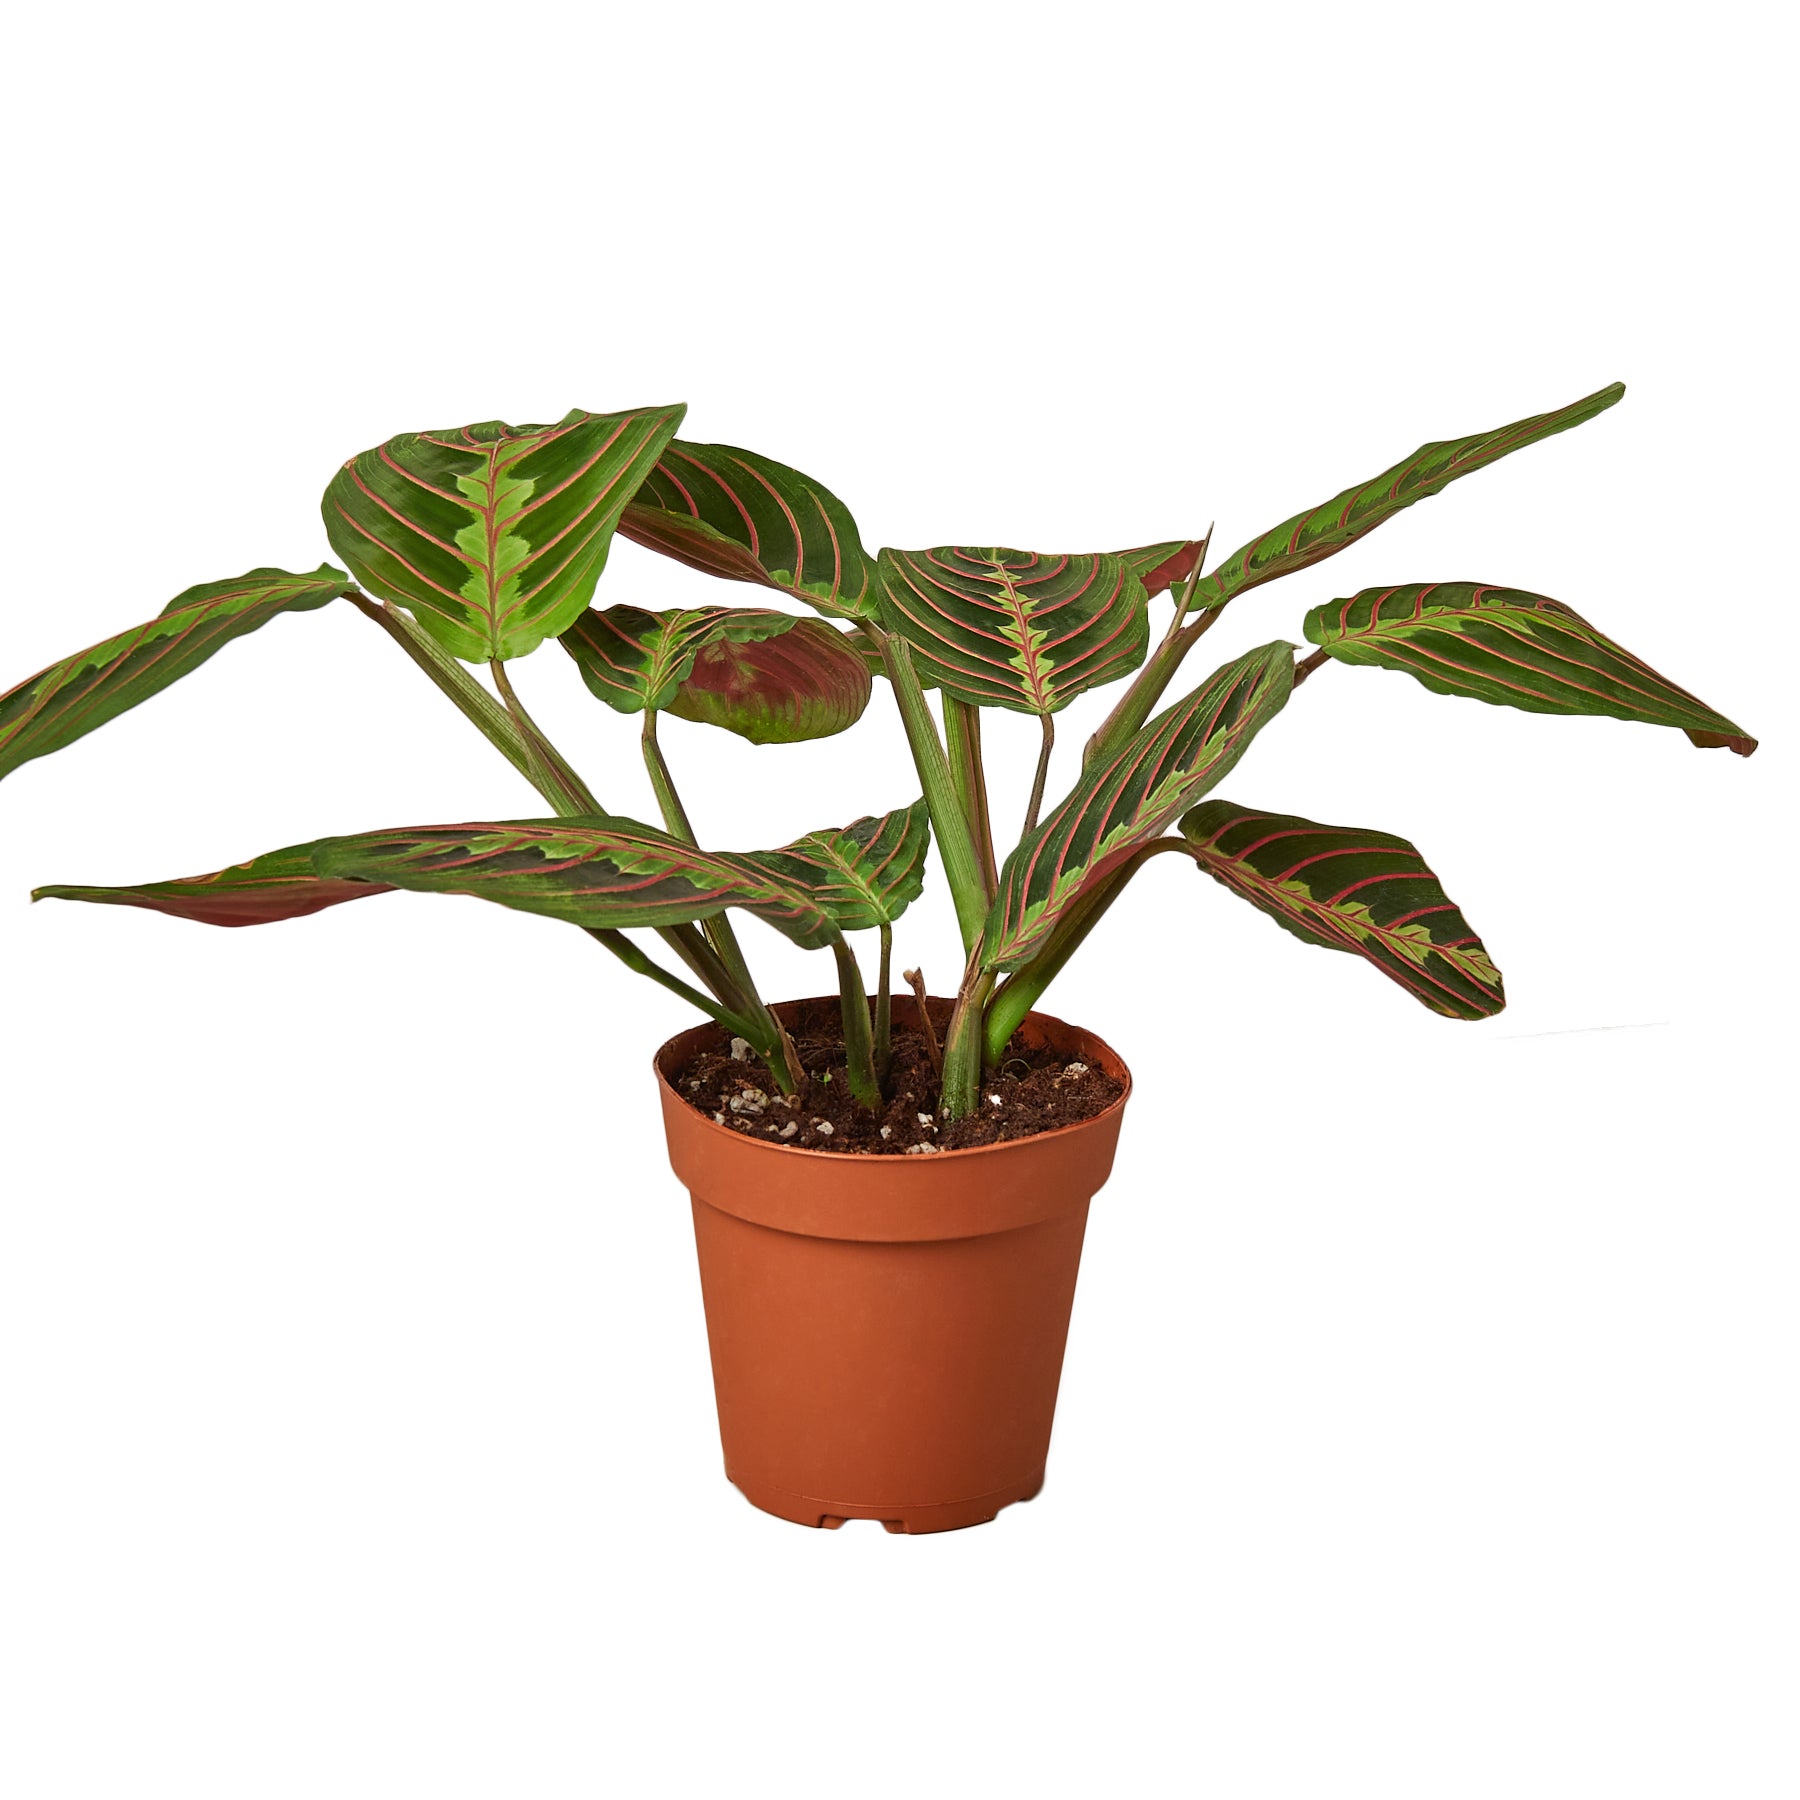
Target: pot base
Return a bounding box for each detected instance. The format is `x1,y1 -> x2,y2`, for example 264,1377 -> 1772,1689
729,1468 -> 1046,1535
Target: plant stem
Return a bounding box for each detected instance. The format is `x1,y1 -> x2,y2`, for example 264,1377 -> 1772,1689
586,928 -> 763,1042
875,922 -> 893,1078
1291,646 -> 1331,686
1082,606 -> 1222,770
983,838 -> 1198,1062
944,696 -> 998,897
1022,712 -> 1055,838
901,966 -> 943,1075
876,629 -> 989,954
830,937 -> 882,1108
640,708 -> 698,841
638,707 -> 774,1042
489,657 -> 602,814
940,951 -> 995,1120
348,594 -> 538,783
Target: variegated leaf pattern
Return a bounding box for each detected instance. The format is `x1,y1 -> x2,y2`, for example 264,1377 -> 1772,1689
1192,382 -> 1624,610
0,565 -> 351,785
1116,539 -> 1208,597
876,548 -> 1149,715
1179,800 -> 1504,1020
560,605 -> 775,712
314,814 -> 836,948
983,641 -> 1296,970
742,799 -> 930,932
666,618 -> 870,743
1304,583 -> 1756,753
34,840 -> 390,928
322,405 -> 685,663
618,439 -> 877,622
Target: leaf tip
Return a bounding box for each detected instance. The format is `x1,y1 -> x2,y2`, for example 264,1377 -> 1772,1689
1686,726 -> 1758,756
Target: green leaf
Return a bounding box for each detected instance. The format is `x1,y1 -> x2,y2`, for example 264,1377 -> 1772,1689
742,799 -> 930,932
1179,800 -> 1504,1020
1303,582 -> 1756,753
1193,382 -> 1625,610
561,604 -> 872,742
314,814 -> 837,948
983,641 -> 1295,971
322,405 -> 685,663
33,840 -> 389,927
876,547 -> 1149,715
665,617 -> 871,744
618,439 -> 878,622
0,565 -> 351,785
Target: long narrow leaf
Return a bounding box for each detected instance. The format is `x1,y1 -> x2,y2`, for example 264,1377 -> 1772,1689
1193,382 -> 1624,610
0,565 -> 351,785
1179,800 -> 1504,1019
34,840 -> 389,927
876,547 -> 1148,714
1304,582 -> 1756,752
323,406 -> 685,662
983,641 -> 1295,971
315,814 -> 836,948
618,439 -> 878,622
743,799 -> 930,932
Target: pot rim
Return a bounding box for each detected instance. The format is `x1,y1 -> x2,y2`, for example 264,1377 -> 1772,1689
652,994 -> 1132,1166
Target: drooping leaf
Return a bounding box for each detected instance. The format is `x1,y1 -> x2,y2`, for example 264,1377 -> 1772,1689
1303,582 -> 1756,753
1179,799 -> 1504,1020
876,547 -> 1149,715
983,641 -> 1296,970
33,840 -> 389,927
1116,538 -> 1209,596
314,814 -> 836,948
561,604 -> 872,742
1192,382 -> 1625,610
618,439 -> 878,622
742,799 -> 930,932
0,565 -> 352,785
322,405 -> 685,663
666,617 -> 871,743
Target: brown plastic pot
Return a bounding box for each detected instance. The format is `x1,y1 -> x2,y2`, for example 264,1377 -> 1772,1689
656,995 -> 1131,1534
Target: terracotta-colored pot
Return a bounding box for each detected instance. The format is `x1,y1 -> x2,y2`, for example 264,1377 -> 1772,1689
655,996 -> 1131,1534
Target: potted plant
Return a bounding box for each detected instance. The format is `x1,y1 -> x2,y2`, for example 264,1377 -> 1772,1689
0,384 -> 1756,1533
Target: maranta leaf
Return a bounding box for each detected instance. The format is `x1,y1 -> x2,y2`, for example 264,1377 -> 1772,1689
743,799 -> 930,932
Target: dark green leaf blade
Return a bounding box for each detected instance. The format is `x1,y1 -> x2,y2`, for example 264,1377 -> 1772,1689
0,565 -> 351,785
876,547 -> 1149,715
34,840 -> 390,927
1304,582 -> 1756,752
314,814 -> 836,948
1194,382 -> 1625,610
560,604 -> 751,713
983,640 -> 1296,970
618,439 -> 878,622
1179,799 -> 1504,1019
743,799 -> 930,932
322,405 -> 685,663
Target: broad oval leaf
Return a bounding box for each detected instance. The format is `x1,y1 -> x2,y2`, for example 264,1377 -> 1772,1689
618,439 -> 878,622
1179,799 -> 1504,1020
0,565 -> 351,785
314,814 -> 836,948
1194,382 -> 1625,610
983,640 -> 1296,971
1304,582 -> 1756,753
322,405 -> 685,663
34,840 -> 390,927
667,617 -> 871,743
561,605 -> 871,741
876,547 -> 1149,715
742,799 -> 930,932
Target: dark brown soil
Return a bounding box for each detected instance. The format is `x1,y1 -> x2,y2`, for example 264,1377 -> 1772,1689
668,996 -> 1124,1155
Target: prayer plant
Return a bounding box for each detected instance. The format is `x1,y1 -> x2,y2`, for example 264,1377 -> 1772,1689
1,386 -> 1756,1122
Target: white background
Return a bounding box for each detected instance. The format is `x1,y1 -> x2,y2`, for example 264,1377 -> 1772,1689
1,3 -> 1793,1795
